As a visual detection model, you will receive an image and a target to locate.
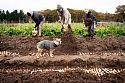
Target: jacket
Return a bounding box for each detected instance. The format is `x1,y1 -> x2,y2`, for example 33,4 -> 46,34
37,40 -> 57,50
31,12 -> 44,28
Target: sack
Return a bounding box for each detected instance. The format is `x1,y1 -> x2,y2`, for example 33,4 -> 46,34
62,24 -> 68,32
32,28 -> 38,36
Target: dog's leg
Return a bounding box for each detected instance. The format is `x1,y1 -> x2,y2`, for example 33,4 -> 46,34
46,50 -> 49,56
46,53 -> 49,56
49,49 -> 55,57
36,51 -> 40,58
42,53 -> 45,56
39,49 -> 43,57
36,48 -> 43,58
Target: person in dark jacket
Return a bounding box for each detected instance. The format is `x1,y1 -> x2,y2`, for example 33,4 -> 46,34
27,11 -> 44,36
84,10 -> 97,38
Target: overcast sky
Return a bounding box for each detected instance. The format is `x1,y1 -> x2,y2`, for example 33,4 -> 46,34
0,0 -> 125,14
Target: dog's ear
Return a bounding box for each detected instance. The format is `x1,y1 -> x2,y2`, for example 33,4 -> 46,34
58,38 -> 61,41
53,38 -> 56,40
53,38 -> 61,41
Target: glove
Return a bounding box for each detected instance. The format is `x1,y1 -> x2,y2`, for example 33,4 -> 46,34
58,20 -> 61,23
33,27 -> 36,31
62,24 -> 67,28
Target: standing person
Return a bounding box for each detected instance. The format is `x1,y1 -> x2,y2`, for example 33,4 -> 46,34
56,4 -> 71,34
27,11 -> 44,36
84,10 -> 97,38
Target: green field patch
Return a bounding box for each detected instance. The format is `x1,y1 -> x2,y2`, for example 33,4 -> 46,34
0,23 -> 125,36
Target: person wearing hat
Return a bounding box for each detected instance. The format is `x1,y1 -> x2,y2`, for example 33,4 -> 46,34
84,10 -> 97,38
57,4 -> 71,34
27,11 -> 44,36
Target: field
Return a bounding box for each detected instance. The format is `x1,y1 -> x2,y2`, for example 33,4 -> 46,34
0,23 -> 125,83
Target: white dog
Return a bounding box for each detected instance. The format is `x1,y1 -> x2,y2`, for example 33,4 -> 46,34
36,38 -> 61,58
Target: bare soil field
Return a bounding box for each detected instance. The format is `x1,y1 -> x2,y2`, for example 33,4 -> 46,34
0,34 -> 125,83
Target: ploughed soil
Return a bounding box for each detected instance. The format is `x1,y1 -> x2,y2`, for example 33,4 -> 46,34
1,34 -> 125,83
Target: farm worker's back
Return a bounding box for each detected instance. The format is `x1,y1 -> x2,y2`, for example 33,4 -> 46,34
27,11 -> 44,36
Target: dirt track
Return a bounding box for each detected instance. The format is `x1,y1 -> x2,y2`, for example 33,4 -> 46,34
1,35 -> 125,83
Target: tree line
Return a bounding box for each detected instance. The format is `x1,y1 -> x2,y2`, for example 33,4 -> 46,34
0,10 -> 26,23
0,5 -> 125,23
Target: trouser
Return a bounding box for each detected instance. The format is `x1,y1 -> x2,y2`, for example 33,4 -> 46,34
88,23 -> 94,37
36,21 -> 44,36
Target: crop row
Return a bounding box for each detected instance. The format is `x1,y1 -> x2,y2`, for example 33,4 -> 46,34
0,23 -> 125,36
